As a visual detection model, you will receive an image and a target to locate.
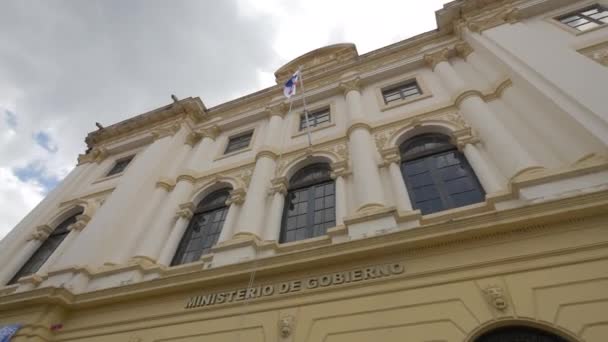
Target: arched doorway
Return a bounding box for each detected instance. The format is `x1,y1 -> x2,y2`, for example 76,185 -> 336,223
475,326 -> 571,342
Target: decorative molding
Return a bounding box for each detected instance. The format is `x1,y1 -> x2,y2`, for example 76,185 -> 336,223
330,160 -> 349,178
455,42 -> 474,59
266,102 -> 289,119
176,174 -> 196,184
28,225 -> 53,241
175,202 -> 195,220
578,41 -> 608,67
269,177 -> 289,196
346,121 -> 373,137
227,188 -> 246,205
483,284 -> 509,311
467,7 -> 520,33
151,123 -> 181,141
379,147 -> 401,166
256,148 -> 280,161
199,125 -> 221,140
156,178 -> 176,191
185,131 -> 201,147
454,89 -> 484,107
423,48 -> 450,70
339,77 -> 361,95
279,315 -> 295,338
77,146 -> 108,165
275,140 -> 349,178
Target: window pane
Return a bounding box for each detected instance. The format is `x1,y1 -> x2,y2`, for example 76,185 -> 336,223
577,21 -> 599,31
382,81 -> 421,104
582,8 -> 599,16
106,156 -> 133,176
225,132 -> 253,154
567,18 -> 590,27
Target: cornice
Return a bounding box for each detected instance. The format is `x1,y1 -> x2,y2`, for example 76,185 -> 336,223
423,48 -> 451,70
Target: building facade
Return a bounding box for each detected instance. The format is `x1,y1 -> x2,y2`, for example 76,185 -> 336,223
1,0 -> 608,341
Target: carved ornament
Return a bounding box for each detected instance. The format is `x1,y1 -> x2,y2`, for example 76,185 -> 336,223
28,225 -> 53,241
483,285 -> 508,311
455,42 -> 474,59
279,315 -> 295,338
266,102 -> 289,118
467,7 -> 520,33
339,77 -> 361,95
175,202 -> 195,220
380,147 -> 401,166
269,177 -> 289,196
77,146 -> 109,165
423,48 -> 450,70
330,160 -> 349,179
227,188 -> 246,205
151,123 -> 181,141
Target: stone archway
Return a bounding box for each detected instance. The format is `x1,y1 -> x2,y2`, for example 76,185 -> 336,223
474,325 -> 571,342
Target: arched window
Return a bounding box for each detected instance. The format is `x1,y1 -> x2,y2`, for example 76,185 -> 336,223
475,326 -> 570,342
171,188 -> 230,266
9,212 -> 80,284
400,133 -> 484,215
280,163 -> 335,243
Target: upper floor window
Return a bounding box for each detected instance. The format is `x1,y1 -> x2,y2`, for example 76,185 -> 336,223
224,131 -> 253,154
300,107 -> 330,131
106,156 -> 133,176
171,188 -> 230,266
8,212 -> 81,285
280,164 -> 335,243
399,134 -> 485,215
382,81 -> 422,105
557,5 -> 608,32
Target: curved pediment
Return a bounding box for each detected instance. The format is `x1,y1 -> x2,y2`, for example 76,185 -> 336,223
274,43 -> 358,84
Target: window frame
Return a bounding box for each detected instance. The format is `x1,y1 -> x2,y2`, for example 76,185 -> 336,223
8,213 -> 81,285
223,130 -> 254,155
170,188 -> 231,266
291,101 -> 336,138
399,134 -> 485,216
549,3 -> 608,35
299,107 -> 331,131
280,164 -> 336,244
374,74 -> 432,112
105,155 -> 134,177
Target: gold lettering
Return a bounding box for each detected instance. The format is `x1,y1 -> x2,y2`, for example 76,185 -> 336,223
319,275 -> 332,287
262,285 -> 274,296
235,289 -> 246,301
390,263 -> 405,274
364,267 -> 376,280
216,293 -> 226,304
333,272 -> 344,285
290,280 -> 302,292
306,278 -> 318,289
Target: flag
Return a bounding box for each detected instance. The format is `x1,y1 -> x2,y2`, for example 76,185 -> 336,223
0,324 -> 21,342
283,70 -> 300,98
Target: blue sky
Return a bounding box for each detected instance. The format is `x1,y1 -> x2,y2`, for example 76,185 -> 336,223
0,0 -> 446,240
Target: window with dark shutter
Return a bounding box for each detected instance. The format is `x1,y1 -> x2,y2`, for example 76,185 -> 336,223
299,107 -> 330,131
106,156 -> 133,176
381,81 -> 422,104
171,189 -> 230,266
399,134 -> 485,215
280,164 -> 335,243
8,213 -> 80,285
225,131 -> 253,154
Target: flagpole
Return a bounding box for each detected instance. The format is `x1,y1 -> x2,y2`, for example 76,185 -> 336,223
297,66 -> 313,147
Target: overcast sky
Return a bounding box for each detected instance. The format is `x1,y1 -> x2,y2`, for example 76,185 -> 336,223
0,0 -> 447,239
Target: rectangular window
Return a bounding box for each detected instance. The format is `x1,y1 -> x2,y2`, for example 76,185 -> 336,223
557,5 -> 608,32
106,156 -> 133,176
299,107 -> 330,131
224,131 -> 253,154
381,81 -> 422,104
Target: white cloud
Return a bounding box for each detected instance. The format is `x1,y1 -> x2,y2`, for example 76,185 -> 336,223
0,0 -> 445,240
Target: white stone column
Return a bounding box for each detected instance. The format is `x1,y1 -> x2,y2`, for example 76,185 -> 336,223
459,138 -> 505,194
330,162 -> 349,226
379,148 -> 413,212
264,177 -> 288,241
217,189 -> 246,243
187,126 -> 220,171
234,150 -> 277,239
341,79 -> 386,212
0,225 -> 51,285
53,125 -> 184,269
132,177 -> 195,264
157,203 -> 195,266
232,105 -> 286,240
424,49 -> 541,179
